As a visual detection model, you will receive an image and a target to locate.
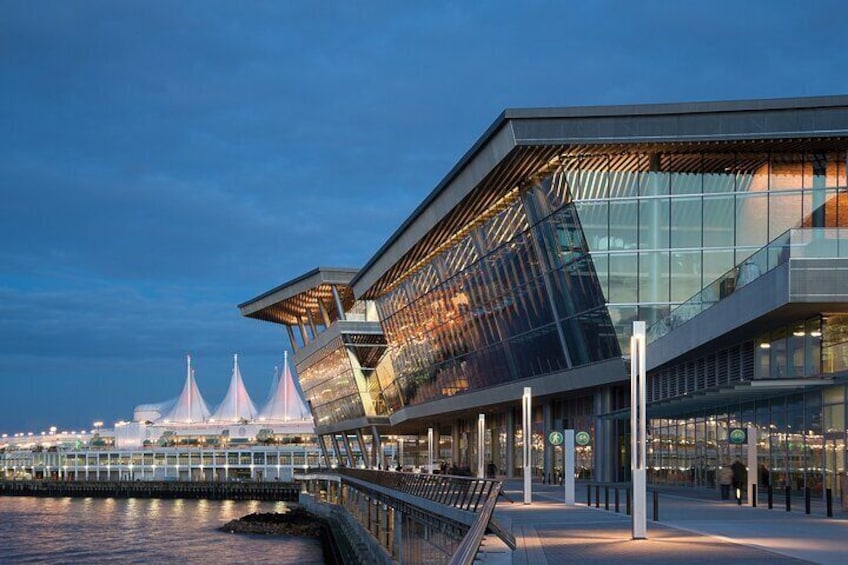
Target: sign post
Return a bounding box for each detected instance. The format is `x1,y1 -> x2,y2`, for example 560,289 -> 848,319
563,429 -> 575,505
630,321 -> 647,539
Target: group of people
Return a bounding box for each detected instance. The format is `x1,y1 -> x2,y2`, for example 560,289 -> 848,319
718,460 -> 770,501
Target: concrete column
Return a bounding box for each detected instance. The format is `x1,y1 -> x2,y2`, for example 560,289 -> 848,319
543,399 -> 554,483
506,408 -> 516,478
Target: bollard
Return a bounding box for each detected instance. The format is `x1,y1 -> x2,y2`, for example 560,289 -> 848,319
752,484 -> 757,507
615,487 -> 620,513
653,490 -> 658,521
826,488 -> 833,518
605,486 -> 609,510
595,484 -> 600,508
587,484 -> 592,507
805,487 -> 811,515
736,486 -> 742,505
626,487 -> 631,516
785,486 -> 791,512
768,484 -> 773,509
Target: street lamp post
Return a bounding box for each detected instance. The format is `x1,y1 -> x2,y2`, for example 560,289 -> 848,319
630,321 -> 647,539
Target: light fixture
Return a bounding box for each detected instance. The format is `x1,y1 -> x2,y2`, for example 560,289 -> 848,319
793,331 -> 805,337
759,342 -> 771,349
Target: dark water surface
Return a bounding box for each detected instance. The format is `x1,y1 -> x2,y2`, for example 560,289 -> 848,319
0,497 -> 324,564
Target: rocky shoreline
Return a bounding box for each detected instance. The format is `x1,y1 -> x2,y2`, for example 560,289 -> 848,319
219,506 -> 327,537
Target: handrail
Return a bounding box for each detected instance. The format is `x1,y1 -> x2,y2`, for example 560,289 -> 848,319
335,469 -> 515,561
447,478 -> 504,565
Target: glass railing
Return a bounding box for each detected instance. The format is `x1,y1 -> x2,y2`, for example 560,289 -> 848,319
648,228 -> 848,342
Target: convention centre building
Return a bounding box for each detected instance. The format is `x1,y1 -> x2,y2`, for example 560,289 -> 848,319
240,96 -> 848,498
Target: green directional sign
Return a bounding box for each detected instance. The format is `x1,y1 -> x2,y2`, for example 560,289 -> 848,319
575,431 -> 591,446
548,431 -> 564,446
728,428 -> 747,445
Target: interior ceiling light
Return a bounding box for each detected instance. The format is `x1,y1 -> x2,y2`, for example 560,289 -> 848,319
759,342 -> 771,349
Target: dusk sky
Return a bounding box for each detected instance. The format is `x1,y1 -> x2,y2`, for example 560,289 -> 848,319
1,1 -> 845,433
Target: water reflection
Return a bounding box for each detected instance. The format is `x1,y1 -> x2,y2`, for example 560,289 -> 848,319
0,497 -> 322,564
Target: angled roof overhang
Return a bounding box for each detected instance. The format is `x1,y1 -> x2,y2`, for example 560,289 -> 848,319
239,266 -> 359,326
351,95 -> 848,300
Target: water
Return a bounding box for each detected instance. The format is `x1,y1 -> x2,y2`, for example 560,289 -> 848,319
0,497 -> 324,564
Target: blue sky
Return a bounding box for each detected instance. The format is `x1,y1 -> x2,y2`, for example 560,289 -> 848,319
1,0 -> 845,433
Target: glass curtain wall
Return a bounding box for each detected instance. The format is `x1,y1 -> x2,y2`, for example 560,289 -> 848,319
647,386 -> 847,499
571,150 -> 847,351
375,185 -> 618,411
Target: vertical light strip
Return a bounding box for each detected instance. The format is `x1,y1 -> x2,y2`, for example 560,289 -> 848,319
631,321 -> 647,539
427,427 -> 434,474
477,414 -> 486,479
523,387 -> 532,504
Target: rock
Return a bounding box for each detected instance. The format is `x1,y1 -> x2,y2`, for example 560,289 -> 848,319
219,506 -> 327,537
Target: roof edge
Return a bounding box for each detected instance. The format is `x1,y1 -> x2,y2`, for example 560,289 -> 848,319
239,266 -> 359,310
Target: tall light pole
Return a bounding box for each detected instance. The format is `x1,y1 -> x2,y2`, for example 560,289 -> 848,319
477,414 -> 485,478
427,427 -> 434,474
523,387 -> 532,504
631,321 -> 647,539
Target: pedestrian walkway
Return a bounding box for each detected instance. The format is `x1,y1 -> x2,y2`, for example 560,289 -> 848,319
492,479 -> 848,564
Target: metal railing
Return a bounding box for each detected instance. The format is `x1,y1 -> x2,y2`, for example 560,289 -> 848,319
329,469 -> 513,564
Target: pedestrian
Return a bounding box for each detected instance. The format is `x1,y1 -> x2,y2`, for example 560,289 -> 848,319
718,464 -> 733,500
731,459 -> 746,502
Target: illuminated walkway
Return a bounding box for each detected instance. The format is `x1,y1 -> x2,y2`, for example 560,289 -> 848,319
495,480 -> 847,564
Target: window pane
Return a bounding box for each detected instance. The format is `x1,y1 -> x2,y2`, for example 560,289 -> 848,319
639,251 -> 669,304
671,251 -> 702,302
769,191 -> 802,240
671,197 -> 702,248
639,198 -> 669,249
608,253 -> 637,303
609,200 -> 638,250
703,195 -> 735,247
736,193 -> 768,248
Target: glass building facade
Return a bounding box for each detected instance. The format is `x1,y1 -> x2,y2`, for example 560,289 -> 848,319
373,150 -> 847,412
244,98 -> 848,488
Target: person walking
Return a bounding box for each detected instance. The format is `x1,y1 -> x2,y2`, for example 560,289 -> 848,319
718,464 -> 733,500
731,459 -> 746,502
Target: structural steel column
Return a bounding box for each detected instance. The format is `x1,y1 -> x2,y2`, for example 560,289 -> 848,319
297,317 -> 311,345
318,299 -> 332,327
371,426 -> 383,470
354,429 -> 369,468
451,421 -> 461,468
330,434 -> 343,466
318,434 -> 332,468
594,386 -> 614,483
341,433 -> 356,467
285,325 -> 300,352
491,413 -> 501,476
543,400 -> 553,483
506,408 -> 515,478
331,285 -> 347,320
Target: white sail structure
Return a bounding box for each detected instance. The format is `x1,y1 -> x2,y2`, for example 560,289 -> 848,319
162,355 -> 212,424
211,354 -> 258,422
258,351 -> 310,422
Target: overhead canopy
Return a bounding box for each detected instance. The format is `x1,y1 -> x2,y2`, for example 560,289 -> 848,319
239,266 -> 358,326
161,355 -> 211,424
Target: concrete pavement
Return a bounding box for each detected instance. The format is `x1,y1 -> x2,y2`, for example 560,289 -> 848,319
489,479 -> 847,564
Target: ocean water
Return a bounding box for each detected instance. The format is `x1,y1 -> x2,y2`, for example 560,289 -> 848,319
0,496 -> 324,564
